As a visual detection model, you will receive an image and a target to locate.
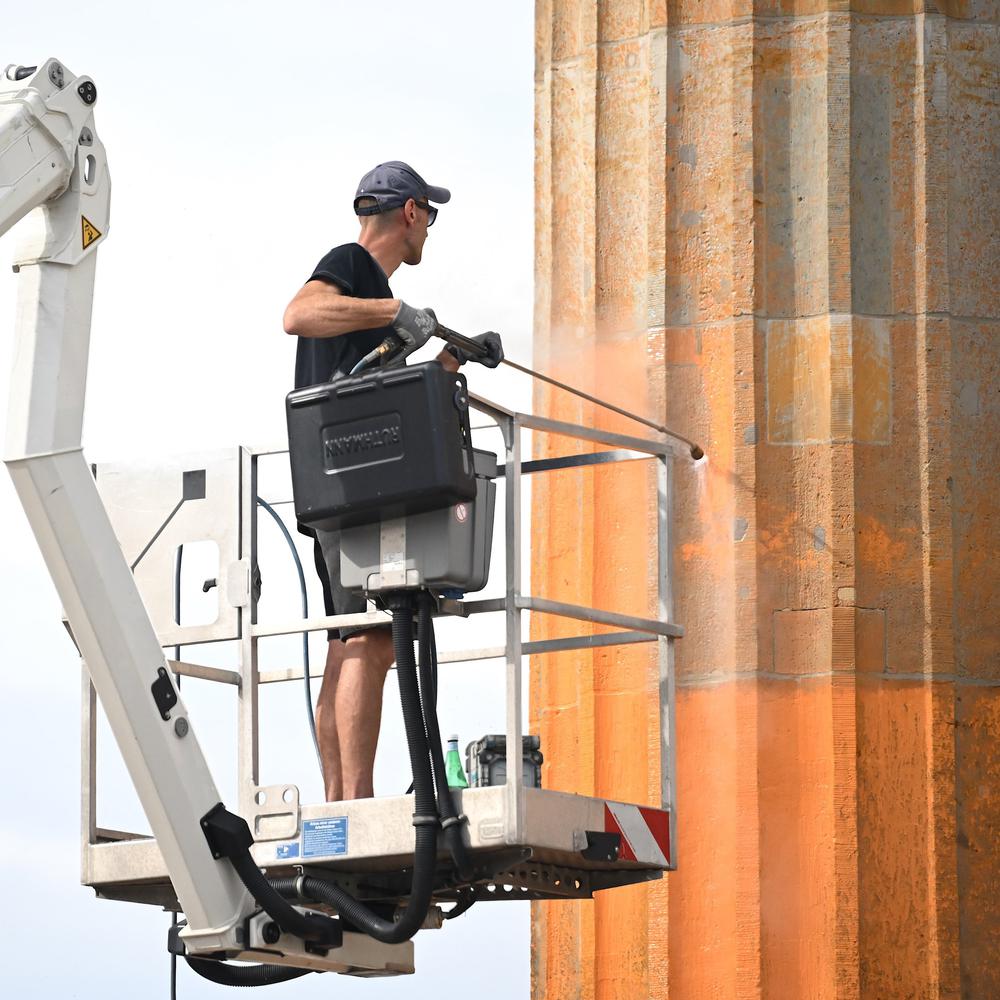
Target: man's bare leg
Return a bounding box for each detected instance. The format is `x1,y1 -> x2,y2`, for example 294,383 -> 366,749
336,628 -> 395,799
315,629 -> 396,801
315,638 -> 347,802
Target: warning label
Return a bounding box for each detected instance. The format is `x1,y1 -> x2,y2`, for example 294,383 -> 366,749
302,817 -> 348,859
275,842 -> 300,860
81,216 -> 102,249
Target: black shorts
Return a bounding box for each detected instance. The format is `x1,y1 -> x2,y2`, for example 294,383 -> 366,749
311,527 -> 386,642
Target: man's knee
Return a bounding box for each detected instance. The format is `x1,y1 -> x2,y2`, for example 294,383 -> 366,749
344,628 -> 394,671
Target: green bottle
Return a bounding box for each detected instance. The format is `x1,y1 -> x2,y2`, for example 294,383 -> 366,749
445,734 -> 469,789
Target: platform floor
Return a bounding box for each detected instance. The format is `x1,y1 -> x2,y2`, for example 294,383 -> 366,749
86,786 -> 671,910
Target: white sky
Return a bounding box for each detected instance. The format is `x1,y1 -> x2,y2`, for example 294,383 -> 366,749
0,3 -> 535,995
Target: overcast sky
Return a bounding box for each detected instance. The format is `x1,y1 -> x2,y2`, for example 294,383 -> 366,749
0,3 -> 535,995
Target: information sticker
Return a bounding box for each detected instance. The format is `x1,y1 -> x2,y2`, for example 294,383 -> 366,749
302,817 -> 348,859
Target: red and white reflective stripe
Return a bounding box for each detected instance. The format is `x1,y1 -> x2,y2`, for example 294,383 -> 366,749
604,802 -> 671,867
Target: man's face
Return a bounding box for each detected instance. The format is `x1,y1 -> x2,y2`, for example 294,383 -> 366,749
401,197 -> 432,266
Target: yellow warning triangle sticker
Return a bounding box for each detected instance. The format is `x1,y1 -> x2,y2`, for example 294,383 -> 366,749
81,216 -> 102,250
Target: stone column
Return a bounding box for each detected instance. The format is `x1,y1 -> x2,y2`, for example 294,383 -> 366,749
531,1 -> 999,998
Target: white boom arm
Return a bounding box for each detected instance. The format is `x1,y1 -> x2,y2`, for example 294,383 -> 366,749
1,59 -> 254,954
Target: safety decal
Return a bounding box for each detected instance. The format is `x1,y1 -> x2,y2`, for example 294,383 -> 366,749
275,842 -> 300,860
81,216 -> 102,249
302,817 -> 348,859
604,802 -> 670,866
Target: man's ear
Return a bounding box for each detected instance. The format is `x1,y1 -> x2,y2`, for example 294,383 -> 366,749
403,197 -> 417,225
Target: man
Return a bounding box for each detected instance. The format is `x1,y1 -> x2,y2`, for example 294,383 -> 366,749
283,161 -> 502,802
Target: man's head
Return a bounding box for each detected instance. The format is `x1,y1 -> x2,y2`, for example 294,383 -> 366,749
354,161 -> 450,266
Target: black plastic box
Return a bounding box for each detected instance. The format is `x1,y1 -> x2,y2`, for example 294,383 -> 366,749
465,735 -> 543,789
286,361 -> 477,531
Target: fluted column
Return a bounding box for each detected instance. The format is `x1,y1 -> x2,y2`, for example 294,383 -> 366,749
532,1 -> 999,997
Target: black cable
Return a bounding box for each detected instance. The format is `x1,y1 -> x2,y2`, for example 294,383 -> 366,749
171,545 -> 183,1000
256,497 -> 322,777
170,914 -> 178,999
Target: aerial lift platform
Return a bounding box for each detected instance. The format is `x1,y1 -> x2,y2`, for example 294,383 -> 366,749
1,58 -> 688,983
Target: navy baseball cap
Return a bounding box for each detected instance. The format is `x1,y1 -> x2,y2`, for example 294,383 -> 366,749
354,161 -> 451,216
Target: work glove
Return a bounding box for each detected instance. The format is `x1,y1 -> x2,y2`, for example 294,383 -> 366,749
446,331 -> 504,369
392,301 -> 438,352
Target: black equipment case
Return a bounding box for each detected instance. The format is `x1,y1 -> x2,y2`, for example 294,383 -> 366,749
286,361 -> 477,531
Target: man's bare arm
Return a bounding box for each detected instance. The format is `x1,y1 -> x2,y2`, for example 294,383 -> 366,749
285,279 -> 458,370
283,280 -> 399,339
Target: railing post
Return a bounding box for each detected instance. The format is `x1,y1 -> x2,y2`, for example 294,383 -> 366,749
657,451 -> 677,862
238,447 -> 259,815
503,414 -> 524,843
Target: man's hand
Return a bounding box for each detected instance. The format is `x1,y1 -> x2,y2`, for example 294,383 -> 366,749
392,301 -> 438,351
446,331 -> 504,369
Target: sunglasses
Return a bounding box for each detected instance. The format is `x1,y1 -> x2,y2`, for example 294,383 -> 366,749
414,201 -> 438,227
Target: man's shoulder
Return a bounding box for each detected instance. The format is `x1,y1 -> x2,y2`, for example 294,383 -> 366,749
329,241 -> 366,257
311,242 -> 383,277
308,242 -> 375,294
314,242 -> 365,267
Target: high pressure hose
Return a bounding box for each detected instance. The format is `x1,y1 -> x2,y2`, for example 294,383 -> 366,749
417,592 -> 474,882
268,592 -> 439,942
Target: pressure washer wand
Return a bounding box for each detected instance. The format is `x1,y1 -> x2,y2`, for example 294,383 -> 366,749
435,324 -> 705,461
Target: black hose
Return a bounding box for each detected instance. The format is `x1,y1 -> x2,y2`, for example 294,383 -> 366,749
227,850 -> 340,947
269,869 -> 433,946
417,593 -> 474,881
256,497 -> 321,775
266,594 -> 439,944
185,957 -> 312,987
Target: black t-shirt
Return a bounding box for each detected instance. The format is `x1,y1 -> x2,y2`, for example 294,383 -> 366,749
293,243 -> 395,389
